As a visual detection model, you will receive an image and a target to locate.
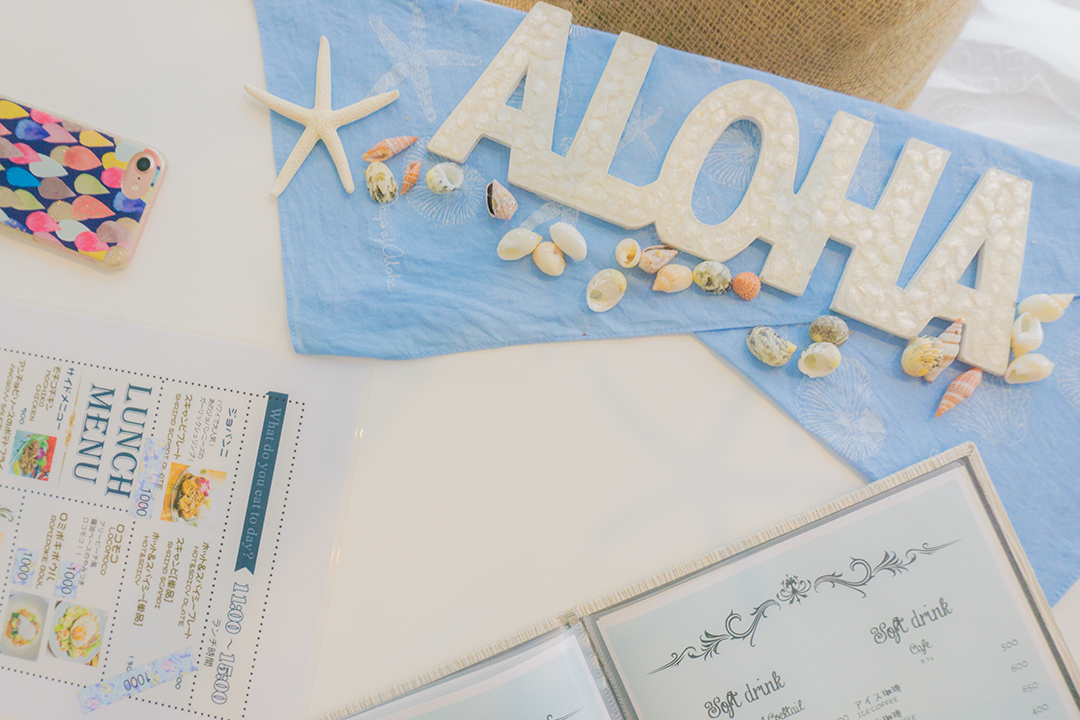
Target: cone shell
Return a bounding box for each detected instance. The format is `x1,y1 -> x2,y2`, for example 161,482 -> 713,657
400,161 -> 421,195
1018,293 -> 1073,323
923,318 -> 963,383
935,368 -> 983,417
532,241 -> 565,276
549,222 -> 587,261
798,342 -> 842,378
363,136 -> 417,162
365,161 -> 397,203
653,264 -> 693,293
615,238 -> 641,268
732,271 -> 761,300
1004,353 -> 1054,384
692,261 -> 732,294
901,336 -> 944,377
486,179 -> 518,220
426,162 -> 464,194
808,315 -> 850,346
638,245 -> 677,273
586,269 -> 627,312
1011,312 -> 1043,357
497,227 -> 542,260
746,326 -> 796,367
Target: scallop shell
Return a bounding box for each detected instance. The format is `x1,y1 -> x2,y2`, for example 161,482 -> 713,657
1011,312 -> 1043,357
425,163 -> 464,194
923,318 -> 963,383
692,261 -> 732,295
798,342 -> 842,378
615,238 -> 641,268
486,179 -> 518,220
732,271 -> 761,300
365,162 -> 397,203
1004,353 -> 1054,384
1017,293 -> 1073,323
901,336 -> 944,377
400,161 -> 421,195
363,136 -> 418,162
586,269 -> 627,312
549,222 -> 587,261
532,241 -> 565,276
746,326 -> 796,367
935,368 -> 983,417
808,315 -> 850,347
653,264 -> 692,293
497,227 -> 542,261
638,245 -> 677,274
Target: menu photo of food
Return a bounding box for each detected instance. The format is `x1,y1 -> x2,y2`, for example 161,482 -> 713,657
9,432 -> 57,482
0,593 -> 49,661
46,602 -> 107,666
159,463 -> 227,529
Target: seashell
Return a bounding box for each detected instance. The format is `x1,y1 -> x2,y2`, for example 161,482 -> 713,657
798,342 -> 842,378
746,326 -> 796,367
615,238 -> 641,268
732,271 -> 761,300
935,368 -> 983,417
497,227 -> 542,261
808,315 -> 850,347
1004,353 -> 1054,384
365,161 -> 397,203
586,269 -> 627,312
923,318 -> 963,383
638,245 -> 677,273
901,336 -> 945,377
1011,312 -> 1043,357
400,161 -> 421,195
692,261 -> 732,295
532,241 -> 566,276
363,136 -> 418,162
1017,293 -> 1073,323
549,221 -> 587,261
486,179 -> 518,220
653,264 -> 693,293
426,162 -> 464,194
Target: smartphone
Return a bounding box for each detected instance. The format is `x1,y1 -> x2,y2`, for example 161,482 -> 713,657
0,95 -> 166,270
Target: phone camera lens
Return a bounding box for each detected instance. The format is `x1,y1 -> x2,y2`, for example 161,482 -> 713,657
136,157 -> 152,172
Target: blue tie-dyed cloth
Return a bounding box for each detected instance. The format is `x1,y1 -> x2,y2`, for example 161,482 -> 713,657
252,0 -> 1080,601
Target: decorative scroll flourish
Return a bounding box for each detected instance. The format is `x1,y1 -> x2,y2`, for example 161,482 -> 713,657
546,711 -> 581,720
651,541 -> 957,673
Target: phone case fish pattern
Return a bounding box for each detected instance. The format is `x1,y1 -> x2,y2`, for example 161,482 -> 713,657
0,96 -> 166,269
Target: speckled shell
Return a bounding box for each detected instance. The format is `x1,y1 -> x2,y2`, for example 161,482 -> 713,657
924,319 -> 963,383
732,271 -> 761,300
486,179 -> 518,220
808,315 -> 850,346
532,241 -> 565,276
400,161 -> 421,195
365,162 -> 397,203
638,245 -> 677,274
615,238 -> 641,268
692,261 -> 732,294
1011,312 -> 1043,356
1018,293 -> 1073,323
798,342 -> 842,378
901,336 -> 945,377
497,227 -> 542,261
586,269 -> 627,312
935,368 -> 982,417
363,136 -> 418,162
425,163 -> 464,194
549,222 -> 587,261
1004,353 -> 1054,384
746,326 -> 796,367
653,264 -> 693,293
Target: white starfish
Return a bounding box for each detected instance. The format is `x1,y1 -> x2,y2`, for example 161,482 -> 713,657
616,96 -> 664,159
245,36 -> 399,197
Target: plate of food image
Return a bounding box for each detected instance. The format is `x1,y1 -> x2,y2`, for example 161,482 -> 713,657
170,468 -> 213,526
1,593 -> 49,660
47,602 -> 106,664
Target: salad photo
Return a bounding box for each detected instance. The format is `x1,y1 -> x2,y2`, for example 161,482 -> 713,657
0,594 -> 49,661
47,603 -> 106,664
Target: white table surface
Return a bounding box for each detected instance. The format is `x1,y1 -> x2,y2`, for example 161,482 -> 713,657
1,1 -> 1079,718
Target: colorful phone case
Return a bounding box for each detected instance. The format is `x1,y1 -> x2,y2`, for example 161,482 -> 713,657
0,95 -> 166,270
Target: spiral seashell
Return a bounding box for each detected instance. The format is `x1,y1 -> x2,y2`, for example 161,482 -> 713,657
924,318 -> 963,383
732,271 -> 761,300
1011,312 -> 1043,357
549,222 -> 587,261
692,261 -> 732,294
901,336 -> 945,377
798,342 -> 842,378
532,241 -> 565,276
497,227 -> 542,261
615,238 -> 641,268
486,179 -> 518,220
746,326 -> 796,367
363,136 -> 418,162
653,264 -> 693,293
400,161 -> 421,195
1004,353 -> 1054,384
638,245 -> 677,273
365,162 -> 397,203
426,162 -> 464,194
1017,293 -> 1073,323
935,368 -> 983,417
808,316 -> 850,347
586,269 -> 627,312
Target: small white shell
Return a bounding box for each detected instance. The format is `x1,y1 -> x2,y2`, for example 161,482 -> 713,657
1011,312 -> 1043,356
486,179 -> 518,220
532,241 -> 565,276
746,326 -> 796,367
549,222 -> 587,261
692,261 -> 732,294
639,245 -> 677,274
497,227 -> 542,261
1004,353 -> 1054,384
425,162 -> 464,194
615,238 -> 641,268
1017,293 -> 1073,323
586,269 -> 627,312
808,316 -> 850,346
798,342 -> 842,378
653,264 -> 693,293
365,162 -> 398,203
